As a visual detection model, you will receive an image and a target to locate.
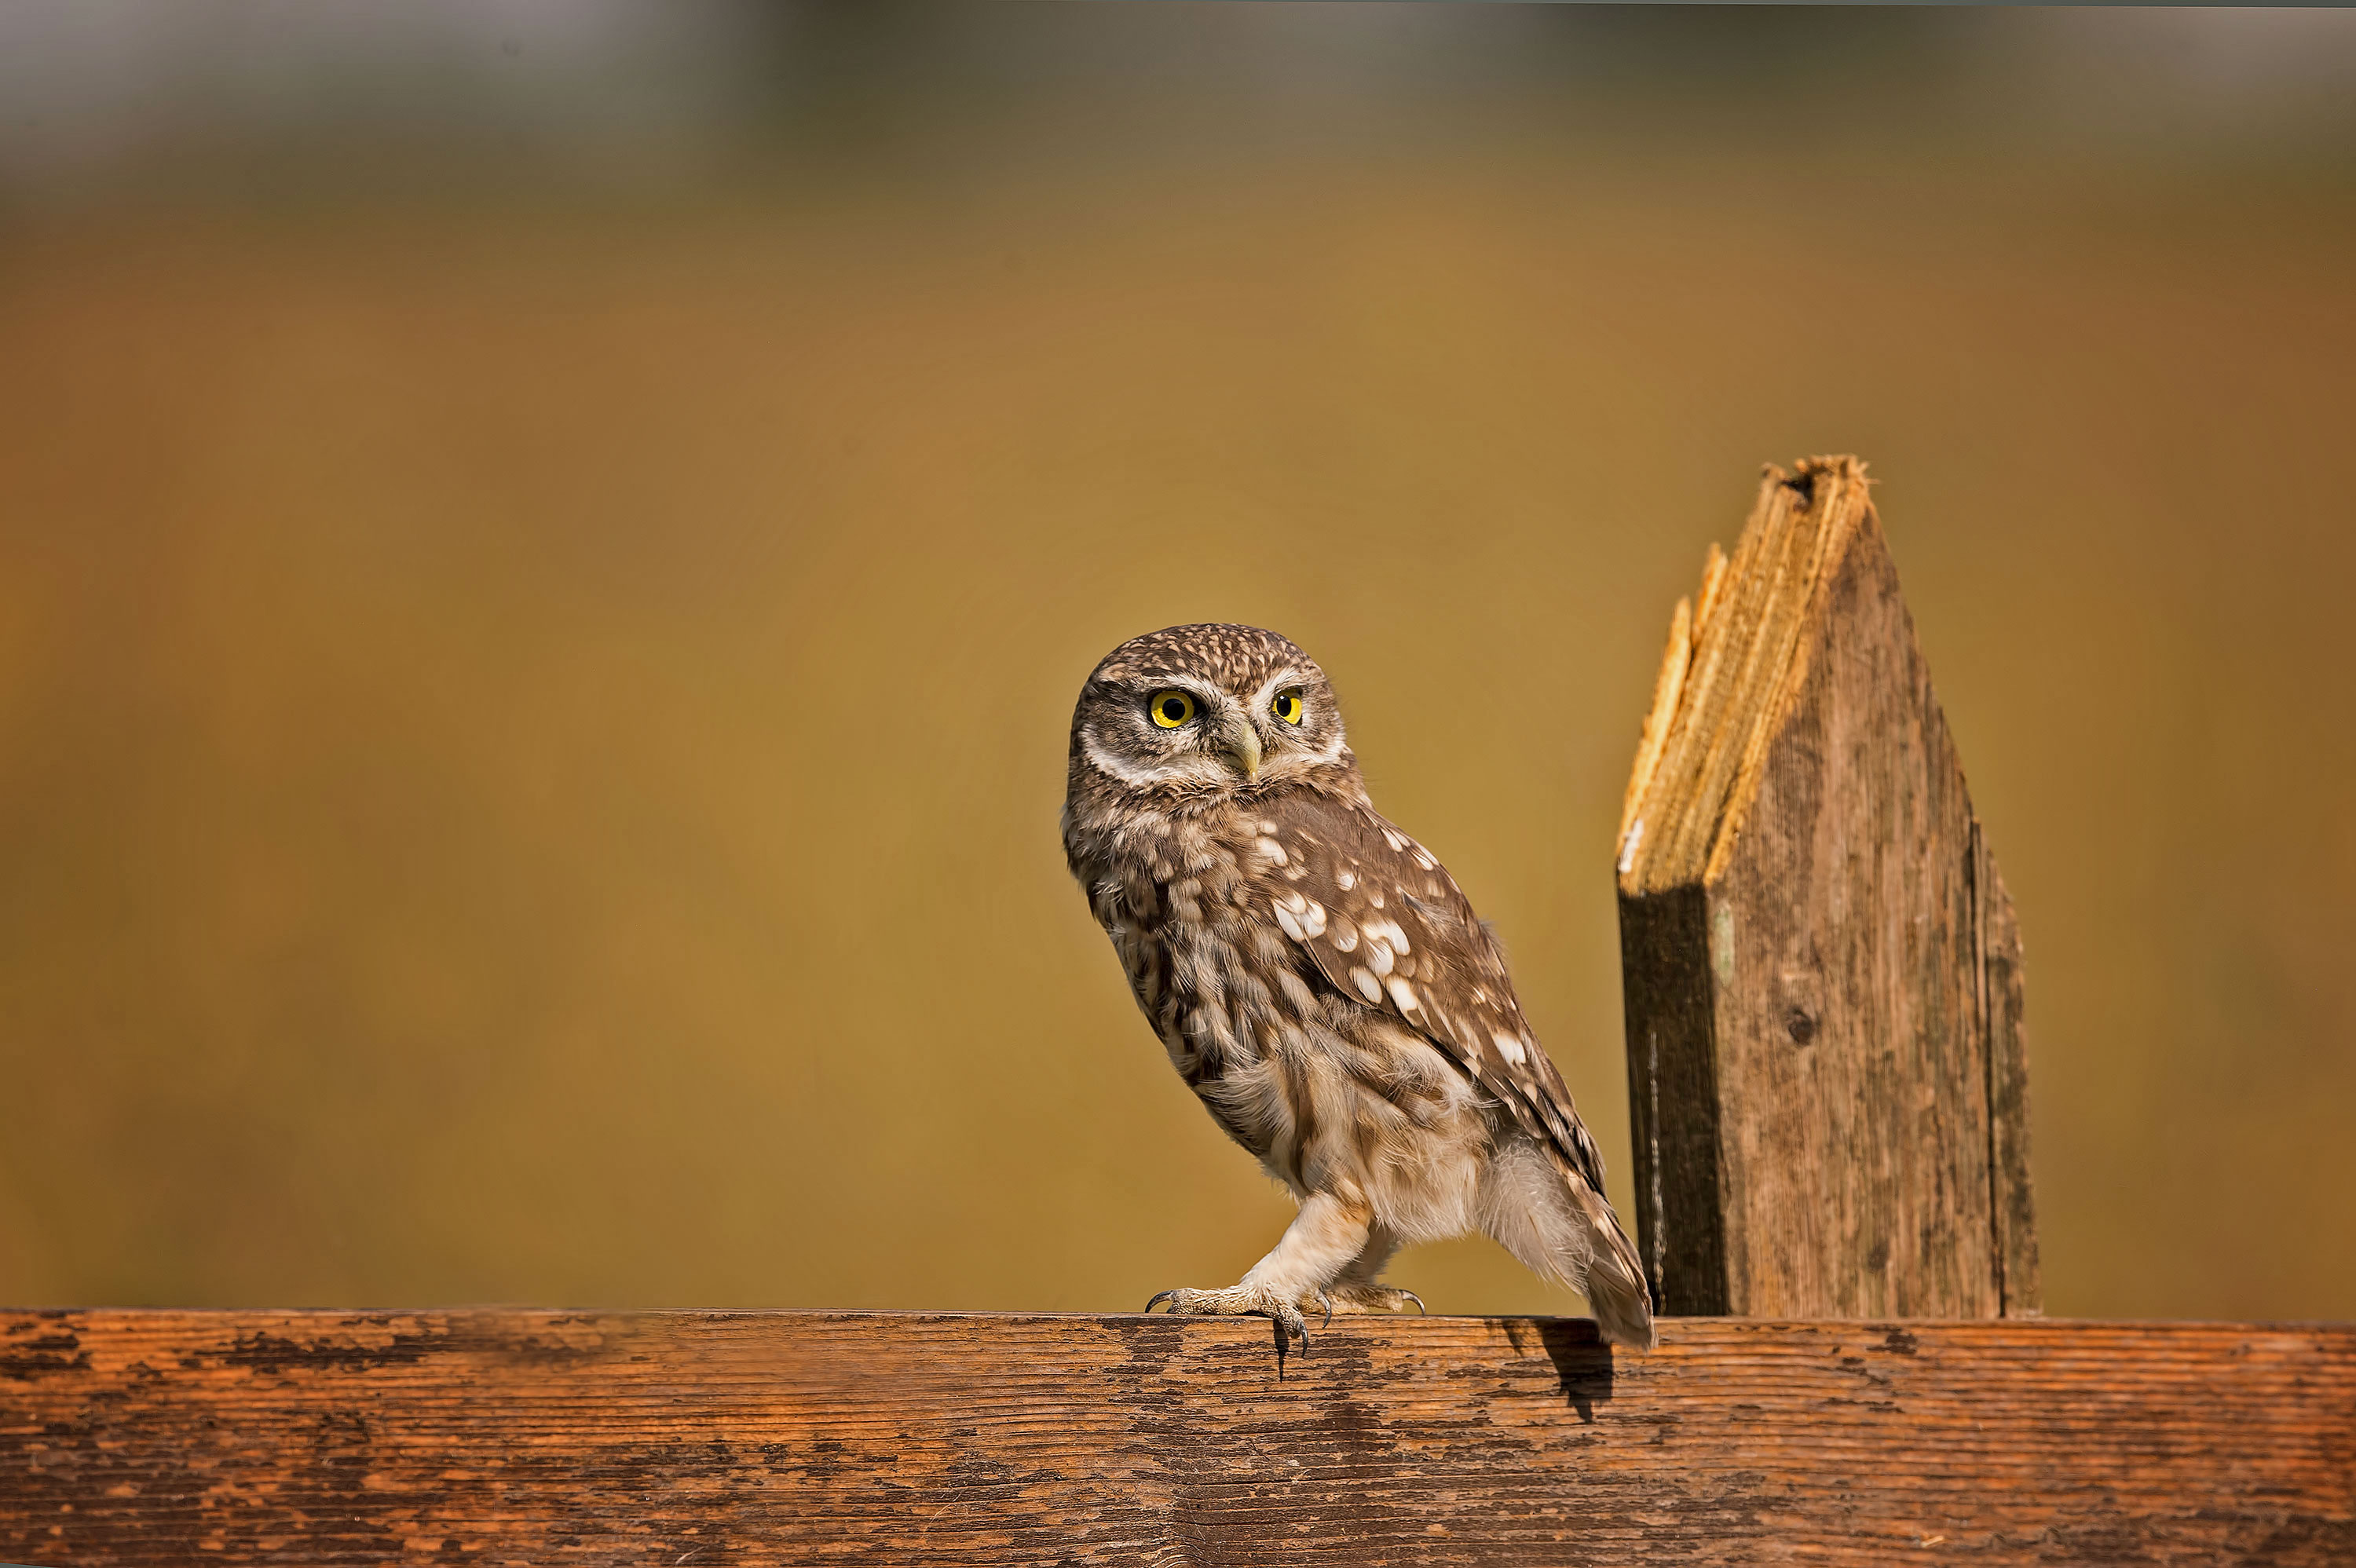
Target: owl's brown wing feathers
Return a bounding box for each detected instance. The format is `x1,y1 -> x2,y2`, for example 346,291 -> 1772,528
1246,788 -> 1612,1197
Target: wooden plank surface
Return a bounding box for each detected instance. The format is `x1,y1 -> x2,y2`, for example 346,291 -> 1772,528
1618,457 -> 2039,1318
4,1310 -> 2350,1566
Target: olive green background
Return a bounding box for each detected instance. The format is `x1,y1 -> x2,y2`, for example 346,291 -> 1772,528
2,4 -> 2351,1320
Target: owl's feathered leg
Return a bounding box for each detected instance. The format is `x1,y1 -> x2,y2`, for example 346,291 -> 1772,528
1144,1190 -> 1372,1353
1320,1221 -> 1425,1315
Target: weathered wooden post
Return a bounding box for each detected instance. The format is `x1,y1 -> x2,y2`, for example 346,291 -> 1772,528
1615,455 -> 2040,1318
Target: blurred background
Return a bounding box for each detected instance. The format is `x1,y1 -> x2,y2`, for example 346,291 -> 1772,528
2,2 -> 2351,1322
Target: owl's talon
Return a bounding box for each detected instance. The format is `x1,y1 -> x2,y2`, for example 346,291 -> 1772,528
1319,1285 -> 1428,1316
1273,1302 -> 1308,1356
1138,1283 -> 1313,1354
1315,1288 -> 1334,1330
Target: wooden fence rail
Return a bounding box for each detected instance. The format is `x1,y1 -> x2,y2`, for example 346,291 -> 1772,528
4,1309 -> 2351,1566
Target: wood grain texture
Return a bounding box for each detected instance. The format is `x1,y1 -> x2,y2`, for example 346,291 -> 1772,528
3,1311 -> 2349,1566
1618,457 -> 2039,1319
1974,825 -> 2041,1316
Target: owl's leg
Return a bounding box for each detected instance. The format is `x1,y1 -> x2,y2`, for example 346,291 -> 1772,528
1320,1223 -> 1425,1316
1145,1190 -> 1371,1353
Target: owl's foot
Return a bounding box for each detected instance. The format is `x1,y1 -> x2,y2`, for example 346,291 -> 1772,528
1322,1285 -> 1426,1316
1143,1285 -> 1312,1354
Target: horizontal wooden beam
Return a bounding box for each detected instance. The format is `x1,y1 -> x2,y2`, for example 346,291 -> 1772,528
4,1310 -> 2351,1565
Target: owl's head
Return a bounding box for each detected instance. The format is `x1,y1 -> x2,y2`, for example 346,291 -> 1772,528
1068,623 -> 1359,803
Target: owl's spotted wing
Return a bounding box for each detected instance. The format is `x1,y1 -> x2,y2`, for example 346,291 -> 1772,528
1246,789 -> 1611,1195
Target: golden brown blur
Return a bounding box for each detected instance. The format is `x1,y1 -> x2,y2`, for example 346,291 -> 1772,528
3,3 -> 2352,1321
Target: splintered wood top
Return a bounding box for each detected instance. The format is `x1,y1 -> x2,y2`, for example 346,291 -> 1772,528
4,1310 -> 2351,1565
1619,455 -> 1873,894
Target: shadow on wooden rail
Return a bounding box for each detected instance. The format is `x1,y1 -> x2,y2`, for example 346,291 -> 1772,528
4,1309 -> 2351,1566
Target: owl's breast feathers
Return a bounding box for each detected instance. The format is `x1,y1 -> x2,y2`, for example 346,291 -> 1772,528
1073,783 -> 1611,1196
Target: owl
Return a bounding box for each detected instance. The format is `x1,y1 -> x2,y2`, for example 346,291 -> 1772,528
1063,623 -> 1655,1351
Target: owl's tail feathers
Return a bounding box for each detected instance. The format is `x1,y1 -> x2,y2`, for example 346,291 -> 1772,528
1575,1190 -> 1658,1352
1480,1138 -> 1659,1351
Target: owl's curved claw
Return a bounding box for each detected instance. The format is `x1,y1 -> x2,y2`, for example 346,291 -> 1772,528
1318,1284 -> 1426,1316
1315,1288 -> 1334,1329
1138,1285 -> 1311,1357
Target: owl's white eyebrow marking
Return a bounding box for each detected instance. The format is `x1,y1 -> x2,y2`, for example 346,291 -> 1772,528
1247,668 -> 1313,708
1116,674 -> 1224,704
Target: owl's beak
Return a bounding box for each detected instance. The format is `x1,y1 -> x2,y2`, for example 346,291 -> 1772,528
1217,712 -> 1263,780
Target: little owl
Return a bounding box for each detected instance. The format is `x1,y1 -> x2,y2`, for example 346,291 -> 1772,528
1063,623 -> 1655,1351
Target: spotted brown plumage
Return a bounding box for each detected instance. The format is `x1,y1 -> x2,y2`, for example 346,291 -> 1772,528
1063,623 -> 1655,1351
1244,791 -> 1615,1199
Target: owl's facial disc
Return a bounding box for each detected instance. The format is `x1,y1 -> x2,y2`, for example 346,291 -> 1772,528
1071,627 -> 1353,799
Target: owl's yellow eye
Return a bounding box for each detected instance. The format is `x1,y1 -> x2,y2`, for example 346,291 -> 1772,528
1271,689 -> 1305,726
1148,690 -> 1196,729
